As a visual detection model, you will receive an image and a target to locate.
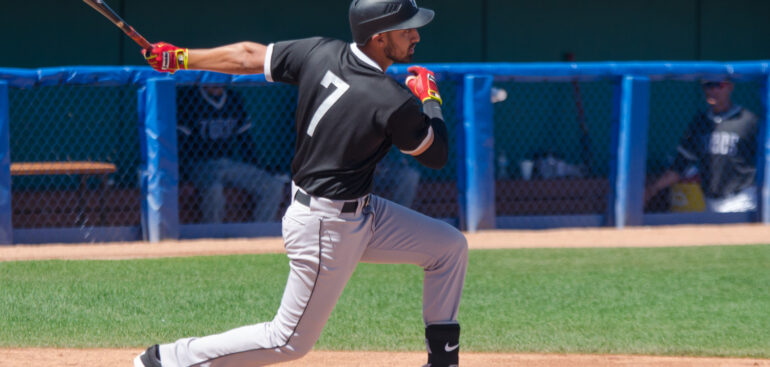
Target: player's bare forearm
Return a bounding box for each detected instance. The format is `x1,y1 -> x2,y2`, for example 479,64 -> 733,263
187,42 -> 267,75
644,170 -> 681,203
652,170 -> 681,192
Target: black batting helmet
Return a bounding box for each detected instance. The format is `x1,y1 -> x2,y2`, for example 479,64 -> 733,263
349,0 -> 435,46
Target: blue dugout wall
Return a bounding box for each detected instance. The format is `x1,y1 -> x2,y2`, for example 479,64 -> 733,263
0,62 -> 768,244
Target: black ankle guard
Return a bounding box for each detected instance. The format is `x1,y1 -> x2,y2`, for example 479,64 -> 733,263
425,323 -> 460,367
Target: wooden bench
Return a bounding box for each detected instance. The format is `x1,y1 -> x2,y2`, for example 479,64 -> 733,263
10,175 -> 610,229
10,161 -> 116,177
178,184 -> 270,224
410,178 -> 609,218
10,161 -> 118,227
495,178 -> 609,215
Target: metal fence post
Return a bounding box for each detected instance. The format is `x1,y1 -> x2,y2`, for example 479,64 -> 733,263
143,78 -> 180,242
759,74 -> 770,224
0,81 -> 11,244
608,75 -> 650,228
458,74 -> 496,232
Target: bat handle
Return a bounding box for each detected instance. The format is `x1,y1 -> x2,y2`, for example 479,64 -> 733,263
138,36 -> 153,50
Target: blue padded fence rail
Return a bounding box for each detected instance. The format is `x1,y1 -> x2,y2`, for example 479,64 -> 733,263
0,62 -> 768,244
2,61 -> 769,87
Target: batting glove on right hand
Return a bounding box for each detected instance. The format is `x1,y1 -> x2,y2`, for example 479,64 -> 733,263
143,42 -> 188,74
405,66 -> 442,105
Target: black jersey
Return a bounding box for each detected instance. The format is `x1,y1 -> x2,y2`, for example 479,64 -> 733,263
176,86 -> 256,178
672,106 -> 758,199
265,37 -> 435,199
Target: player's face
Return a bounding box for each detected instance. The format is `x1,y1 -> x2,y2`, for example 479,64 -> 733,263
383,28 -> 421,63
702,81 -> 733,110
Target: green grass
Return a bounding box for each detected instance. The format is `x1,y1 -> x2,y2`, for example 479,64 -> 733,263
1,245 -> 769,358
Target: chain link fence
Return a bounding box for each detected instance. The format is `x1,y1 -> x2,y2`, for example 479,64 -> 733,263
493,80 -> 614,217
175,84 -> 295,224
395,77 -> 459,221
9,85 -> 141,233
645,79 -> 764,213
2,64 -> 767,242
175,78 -> 460,225
7,79 -> 462,233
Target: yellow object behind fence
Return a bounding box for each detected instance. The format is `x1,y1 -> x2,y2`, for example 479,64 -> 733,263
669,182 -> 706,212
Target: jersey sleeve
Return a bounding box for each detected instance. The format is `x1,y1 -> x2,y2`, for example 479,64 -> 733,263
387,98 -> 434,154
671,115 -> 702,174
387,98 -> 449,169
264,37 -> 325,85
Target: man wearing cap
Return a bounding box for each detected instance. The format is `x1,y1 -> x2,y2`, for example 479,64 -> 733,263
645,76 -> 759,213
135,1 -> 467,366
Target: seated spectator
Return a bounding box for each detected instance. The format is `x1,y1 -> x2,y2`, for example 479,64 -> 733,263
177,85 -> 286,222
645,76 -> 759,213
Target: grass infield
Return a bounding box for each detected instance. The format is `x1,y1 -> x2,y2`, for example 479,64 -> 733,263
1,245 -> 768,358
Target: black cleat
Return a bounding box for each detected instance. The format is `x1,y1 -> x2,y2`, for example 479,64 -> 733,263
133,344 -> 162,367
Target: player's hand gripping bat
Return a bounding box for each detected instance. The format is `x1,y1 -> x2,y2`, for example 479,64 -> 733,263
82,0 -> 152,50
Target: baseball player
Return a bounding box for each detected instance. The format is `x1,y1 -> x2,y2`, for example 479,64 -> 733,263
645,76 -> 759,212
135,1 -> 467,366
177,85 -> 285,223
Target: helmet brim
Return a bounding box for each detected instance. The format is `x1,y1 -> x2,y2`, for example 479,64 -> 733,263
380,8 -> 434,34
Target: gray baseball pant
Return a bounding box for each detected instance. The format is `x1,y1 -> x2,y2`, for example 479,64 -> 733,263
158,183 -> 468,366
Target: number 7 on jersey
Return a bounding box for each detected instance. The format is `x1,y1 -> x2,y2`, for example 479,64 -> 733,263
307,70 -> 350,136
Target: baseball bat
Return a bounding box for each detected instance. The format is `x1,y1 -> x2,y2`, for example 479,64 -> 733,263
82,0 -> 152,50
564,52 -> 593,177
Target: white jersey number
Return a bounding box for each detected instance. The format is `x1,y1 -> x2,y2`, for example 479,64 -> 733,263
307,70 -> 350,136
709,131 -> 740,156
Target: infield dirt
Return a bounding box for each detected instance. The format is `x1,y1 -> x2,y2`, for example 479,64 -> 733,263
2,223 -> 769,366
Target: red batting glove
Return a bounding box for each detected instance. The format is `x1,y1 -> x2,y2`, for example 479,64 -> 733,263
405,66 -> 442,105
142,42 -> 189,74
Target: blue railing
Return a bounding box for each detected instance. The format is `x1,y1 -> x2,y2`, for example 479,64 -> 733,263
0,62 -> 768,244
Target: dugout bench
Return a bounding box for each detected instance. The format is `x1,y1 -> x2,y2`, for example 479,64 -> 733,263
411,178 -> 609,218
10,161 -> 120,227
